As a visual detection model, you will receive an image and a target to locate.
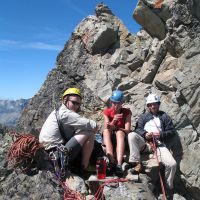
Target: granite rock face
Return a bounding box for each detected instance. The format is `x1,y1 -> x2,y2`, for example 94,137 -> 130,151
1,1 -> 199,199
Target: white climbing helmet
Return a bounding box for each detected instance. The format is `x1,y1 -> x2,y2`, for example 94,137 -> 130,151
146,94 -> 160,105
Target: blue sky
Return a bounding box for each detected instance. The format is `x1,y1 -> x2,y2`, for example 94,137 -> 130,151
0,0 -> 140,100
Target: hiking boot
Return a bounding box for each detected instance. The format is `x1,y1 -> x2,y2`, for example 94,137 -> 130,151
128,162 -> 142,174
166,188 -> 174,200
134,163 -> 142,173
122,162 -> 132,172
106,162 -> 116,176
115,165 -> 123,175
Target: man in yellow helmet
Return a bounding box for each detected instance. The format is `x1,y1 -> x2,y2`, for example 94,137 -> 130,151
39,87 -> 98,173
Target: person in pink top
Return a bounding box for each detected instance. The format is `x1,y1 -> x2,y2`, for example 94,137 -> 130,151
103,90 -> 132,174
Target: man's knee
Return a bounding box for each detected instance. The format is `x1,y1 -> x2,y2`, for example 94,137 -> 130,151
165,157 -> 177,171
75,130 -> 94,144
128,131 -> 138,142
79,130 -> 94,137
170,159 -> 177,169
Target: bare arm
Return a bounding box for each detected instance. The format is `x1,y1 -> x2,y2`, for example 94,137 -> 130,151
103,114 -> 115,131
117,113 -> 131,134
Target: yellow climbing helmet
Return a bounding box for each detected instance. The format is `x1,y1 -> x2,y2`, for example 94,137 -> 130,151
62,88 -> 82,99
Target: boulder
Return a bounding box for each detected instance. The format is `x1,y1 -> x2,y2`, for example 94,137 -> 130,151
133,0 -> 166,40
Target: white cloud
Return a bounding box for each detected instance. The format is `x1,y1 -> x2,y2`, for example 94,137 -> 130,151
27,42 -> 62,51
0,39 -> 62,51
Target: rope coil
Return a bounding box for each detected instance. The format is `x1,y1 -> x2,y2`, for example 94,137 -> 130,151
7,132 -> 43,172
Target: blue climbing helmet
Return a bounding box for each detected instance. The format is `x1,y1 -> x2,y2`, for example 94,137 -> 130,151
110,90 -> 124,103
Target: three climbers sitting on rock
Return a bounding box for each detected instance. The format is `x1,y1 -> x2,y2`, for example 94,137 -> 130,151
39,87 -> 177,193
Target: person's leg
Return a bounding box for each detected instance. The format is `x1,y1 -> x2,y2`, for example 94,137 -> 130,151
81,131 -> 95,169
115,130 -> 125,165
157,146 -> 177,189
65,137 -> 82,161
65,130 -> 94,169
103,129 -> 114,163
128,132 -> 146,163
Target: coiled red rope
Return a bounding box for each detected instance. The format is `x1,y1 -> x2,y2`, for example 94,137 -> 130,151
7,132 -> 43,172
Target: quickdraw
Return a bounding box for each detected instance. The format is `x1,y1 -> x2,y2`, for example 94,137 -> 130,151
49,151 -> 61,178
49,144 -> 69,179
58,144 -> 69,178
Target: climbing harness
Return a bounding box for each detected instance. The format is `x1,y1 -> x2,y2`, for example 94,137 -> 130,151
49,144 -> 69,179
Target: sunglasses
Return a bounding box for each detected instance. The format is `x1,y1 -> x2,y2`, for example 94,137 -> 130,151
69,100 -> 81,106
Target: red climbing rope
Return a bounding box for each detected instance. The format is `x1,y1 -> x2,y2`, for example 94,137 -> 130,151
152,136 -> 167,200
62,181 -> 86,200
93,178 -> 128,200
7,132 -> 43,172
50,159 -> 86,200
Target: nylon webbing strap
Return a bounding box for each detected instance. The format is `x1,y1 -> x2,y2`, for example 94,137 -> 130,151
55,107 -> 67,143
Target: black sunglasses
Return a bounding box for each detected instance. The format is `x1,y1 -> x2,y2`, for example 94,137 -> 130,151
69,100 -> 81,106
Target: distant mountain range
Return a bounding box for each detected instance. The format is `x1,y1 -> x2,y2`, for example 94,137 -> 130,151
0,99 -> 29,126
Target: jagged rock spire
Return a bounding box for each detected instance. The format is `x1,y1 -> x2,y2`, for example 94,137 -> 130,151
95,3 -> 114,17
